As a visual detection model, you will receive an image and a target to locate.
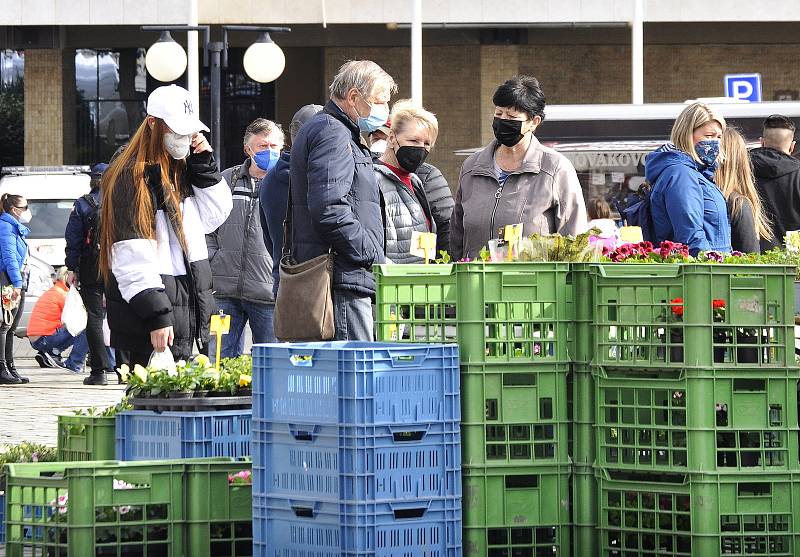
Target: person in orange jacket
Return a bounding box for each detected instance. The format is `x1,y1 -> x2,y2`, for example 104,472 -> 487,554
28,267 -> 89,372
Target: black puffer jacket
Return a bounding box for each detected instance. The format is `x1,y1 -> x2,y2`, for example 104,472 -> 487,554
751,147 -> 800,251
415,162 -> 454,254
105,151 -> 232,358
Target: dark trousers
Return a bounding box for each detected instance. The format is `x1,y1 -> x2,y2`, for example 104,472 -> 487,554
118,350 -> 152,368
79,284 -> 112,372
0,290 -> 24,365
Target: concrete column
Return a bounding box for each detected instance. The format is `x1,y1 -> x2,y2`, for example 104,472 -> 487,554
24,49 -> 75,165
479,45 -> 519,145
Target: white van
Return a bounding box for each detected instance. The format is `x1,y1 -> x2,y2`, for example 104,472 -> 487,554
0,166 -> 91,267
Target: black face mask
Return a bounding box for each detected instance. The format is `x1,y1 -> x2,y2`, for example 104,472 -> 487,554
395,145 -> 429,173
492,117 -> 526,147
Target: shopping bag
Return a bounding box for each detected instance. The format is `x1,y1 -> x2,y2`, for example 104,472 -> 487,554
61,285 -> 87,336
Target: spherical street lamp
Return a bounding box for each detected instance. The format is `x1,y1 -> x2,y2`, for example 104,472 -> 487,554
145,31 -> 187,82
242,32 -> 286,83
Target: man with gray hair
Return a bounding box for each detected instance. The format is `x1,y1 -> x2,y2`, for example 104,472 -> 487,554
751,114 -> 800,250
288,60 -> 397,340
206,118 -> 284,355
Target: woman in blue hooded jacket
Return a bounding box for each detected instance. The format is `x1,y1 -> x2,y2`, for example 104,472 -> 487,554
0,193 -> 31,385
645,102 -> 732,255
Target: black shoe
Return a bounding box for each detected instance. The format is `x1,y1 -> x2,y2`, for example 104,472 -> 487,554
41,352 -> 68,370
7,362 -> 29,383
108,369 -> 124,385
83,371 -> 108,386
35,353 -> 50,368
0,362 -> 22,385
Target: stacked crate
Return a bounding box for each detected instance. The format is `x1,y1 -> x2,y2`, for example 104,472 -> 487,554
251,341 -> 462,556
584,263 -> 799,557
376,263 -> 573,556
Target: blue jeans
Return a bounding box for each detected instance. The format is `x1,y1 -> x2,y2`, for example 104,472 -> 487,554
216,297 -> 276,358
333,288 -> 374,341
30,326 -> 90,371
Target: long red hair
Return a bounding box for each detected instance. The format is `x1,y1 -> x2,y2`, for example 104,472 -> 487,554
99,117 -> 187,282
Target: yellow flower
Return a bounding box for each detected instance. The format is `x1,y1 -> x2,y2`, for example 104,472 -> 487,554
239,374 -> 252,387
194,354 -> 211,368
133,364 -> 148,383
117,364 -> 130,381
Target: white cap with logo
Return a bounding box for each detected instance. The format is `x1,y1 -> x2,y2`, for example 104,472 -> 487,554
146,85 -> 210,136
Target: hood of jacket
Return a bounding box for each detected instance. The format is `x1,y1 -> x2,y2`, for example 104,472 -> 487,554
750,147 -> 800,180
0,212 -> 29,237
645,143 -> 715,184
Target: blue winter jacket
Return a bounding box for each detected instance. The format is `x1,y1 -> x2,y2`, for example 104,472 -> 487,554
646,143 -> 731,255
259,150 -> 290,298
0,212 -> 29,287
289,100 -> 385,296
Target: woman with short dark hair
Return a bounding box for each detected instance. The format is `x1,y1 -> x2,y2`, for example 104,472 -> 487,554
451,75 -> 587,260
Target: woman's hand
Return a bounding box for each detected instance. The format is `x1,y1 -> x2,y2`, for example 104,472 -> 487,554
150,326 -> 174,352
191,133 -> 212,154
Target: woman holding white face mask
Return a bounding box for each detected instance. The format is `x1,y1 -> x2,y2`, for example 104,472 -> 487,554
98,85 -> 232,368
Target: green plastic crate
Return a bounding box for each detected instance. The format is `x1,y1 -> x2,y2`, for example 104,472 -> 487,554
597,468 -> 800,557
57,414 -> 116,461
572,464 -> 597,557
185,460 -> 252,557
569,263 -> 593,365
4,459 -> 188,557
595,367 -> 800,474
462,464 -> 571,556
571,367 -> 595,467
590,263 -> 795,369
461,363 -> 569,468
374,264 -> 458,343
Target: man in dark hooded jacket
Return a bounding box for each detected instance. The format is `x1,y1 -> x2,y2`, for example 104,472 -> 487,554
751,114 -> 800,251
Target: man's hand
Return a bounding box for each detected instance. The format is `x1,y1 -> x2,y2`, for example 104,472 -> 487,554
150,326 -> 174,352
66,271 -> 77,286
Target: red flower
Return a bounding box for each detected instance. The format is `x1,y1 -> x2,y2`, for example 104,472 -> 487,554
712,299 -> 726,309
670,297 -> 684,317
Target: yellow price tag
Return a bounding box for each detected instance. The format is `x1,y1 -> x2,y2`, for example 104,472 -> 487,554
210,314 -> 231,335
410,231 -> 438,262
619,226 -> 644,244
502,223 -> 524,260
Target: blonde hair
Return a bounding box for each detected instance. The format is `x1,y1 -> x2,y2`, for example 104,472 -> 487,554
670,102 -> 726,163
56,266 -> 69,283
715,127 -> 773,241
389,99 -> 439,146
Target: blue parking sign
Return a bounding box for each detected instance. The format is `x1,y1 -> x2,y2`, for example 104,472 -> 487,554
724,73 -> 762,102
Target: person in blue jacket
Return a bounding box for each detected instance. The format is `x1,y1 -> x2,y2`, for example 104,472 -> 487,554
288,61 -> 396,340
0,193 -> 31,385
646,102 -> 732,255
259,104 -> 322,298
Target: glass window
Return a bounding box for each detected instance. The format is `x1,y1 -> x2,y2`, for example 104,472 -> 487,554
1,50 -> 24,167
27,200 -> 76,240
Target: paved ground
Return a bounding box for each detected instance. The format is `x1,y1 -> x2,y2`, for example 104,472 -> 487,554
0,357 -> 126,447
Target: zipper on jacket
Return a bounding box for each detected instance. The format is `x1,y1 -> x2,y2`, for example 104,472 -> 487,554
489,183 -> 505,240
236,177 -> 257,299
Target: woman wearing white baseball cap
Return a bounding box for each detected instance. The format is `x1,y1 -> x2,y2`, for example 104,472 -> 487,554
95,84 -> 232,374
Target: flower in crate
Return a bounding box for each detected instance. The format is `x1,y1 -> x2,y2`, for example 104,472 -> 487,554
133,364 -> 148,383
712,299 -> 726,322
703,251 -> 724,263
176,359 -> 187,368
670,298 -> 684,318
228,470 -> 252,486
49,493 -> 69,515
239,374 -> 252,387
194,354 -> 211,368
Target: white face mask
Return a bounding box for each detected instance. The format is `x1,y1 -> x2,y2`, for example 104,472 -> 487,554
163,131 -> 192,160
18,209 -> 31,224
370,139 -> 387,155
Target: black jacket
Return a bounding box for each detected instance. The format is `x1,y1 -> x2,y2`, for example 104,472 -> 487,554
751,147 -> 800,250
289,100 -> 385,296
415,162 -> 454,255
726,195 -> 760,253
105,151 -> 232,358
259,151 -> 290,298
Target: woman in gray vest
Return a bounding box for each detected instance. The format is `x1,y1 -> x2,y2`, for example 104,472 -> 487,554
374,100 -> 438,263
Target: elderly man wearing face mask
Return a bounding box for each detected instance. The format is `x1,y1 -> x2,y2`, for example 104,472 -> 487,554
451,75 -> 587,261
206,118 -> 284,356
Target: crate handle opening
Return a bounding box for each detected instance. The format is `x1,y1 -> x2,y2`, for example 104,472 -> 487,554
733,379 -> 766,392
738,482 -> 771,497
291,506 -> 314,518
387,350 -> 426,367
289,354 -> 314,367
392,430 -> 425,442
505,475 -> 539,489
393,507 -> 426,519
292,430 -> 314,441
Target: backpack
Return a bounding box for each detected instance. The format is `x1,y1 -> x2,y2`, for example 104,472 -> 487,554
622,182 -> 656,242
80,193 -> 100,278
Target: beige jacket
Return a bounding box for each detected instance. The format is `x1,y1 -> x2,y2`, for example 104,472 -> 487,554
451,136 -> 587,260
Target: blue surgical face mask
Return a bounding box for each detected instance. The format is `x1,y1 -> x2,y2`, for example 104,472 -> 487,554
357,95 -> 390,134
252,148 -> 280,172
694,139 -> 720,168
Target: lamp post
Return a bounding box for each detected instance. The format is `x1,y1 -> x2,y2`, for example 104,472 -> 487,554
141,25 -> 291,168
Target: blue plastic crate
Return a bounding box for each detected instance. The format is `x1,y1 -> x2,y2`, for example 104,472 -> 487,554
253,420 -> 461,502
115,410 -> 251,460
252,342 -> 460,426
253,494 -> 462,557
